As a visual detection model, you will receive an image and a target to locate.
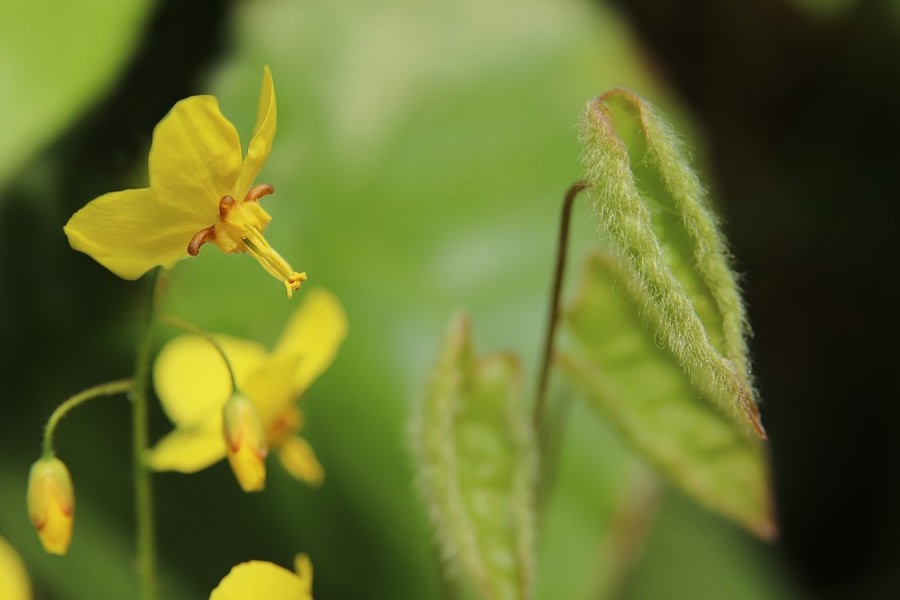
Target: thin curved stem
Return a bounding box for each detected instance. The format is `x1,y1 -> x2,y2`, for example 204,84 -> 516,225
41,379 -> 134,457
133,269 -> 162,600
156,312 -> 239,392
533,181 -> 587,430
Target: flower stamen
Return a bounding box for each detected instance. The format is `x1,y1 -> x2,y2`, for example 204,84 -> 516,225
241,228 -> 307,297
187,226 -> 216,256
219,195 -> 237,219
245,183 -> 275,203
267,406 -> 303,445
187,191 -> 306,296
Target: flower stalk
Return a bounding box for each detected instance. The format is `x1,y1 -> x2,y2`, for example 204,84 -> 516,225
533,181 -> 587,431
41,379 -> 134,457
156,313 -> 239,391
132,269 -> 161,600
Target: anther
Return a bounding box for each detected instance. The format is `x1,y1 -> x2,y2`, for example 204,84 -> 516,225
188,226 -> 216,256
285,272 -> 308,298
245,184 -> 275,204
219,195 -> 237,220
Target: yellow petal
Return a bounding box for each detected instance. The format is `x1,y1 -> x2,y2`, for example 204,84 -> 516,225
272,288 -> 348,393
147,416 -> 225,472
243,354 -> 303,426
149,95 -> 243,217
236,66 -> 277,199
277,436 -> 324,486
209,560 -> 311,600
64,188 -> 206,279
154,335 -> 268,428
0,536 -> 31,600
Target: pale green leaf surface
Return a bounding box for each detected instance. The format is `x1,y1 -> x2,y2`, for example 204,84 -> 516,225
0,1 -> 150,190
559,253 -> 774,538
412,315 -> 536,600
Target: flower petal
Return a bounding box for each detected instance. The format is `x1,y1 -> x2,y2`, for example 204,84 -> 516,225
243,354 -> 303,426
0,537 -> 31,600
154,335 -> 268,428
278,436 -> 324,486
273,288 -> 348,394
64,188 -> 205,279
293,554 -> 313,590
236,66 -> 277,199
148,416 -> 226,472
209,560 -> 310,600
149,95 -> 242,216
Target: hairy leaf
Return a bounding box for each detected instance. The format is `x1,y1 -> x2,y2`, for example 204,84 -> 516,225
561,253 -> 774,538
579,89 -> 762,437
411,315 -> 536,600
566,90 -> 774,537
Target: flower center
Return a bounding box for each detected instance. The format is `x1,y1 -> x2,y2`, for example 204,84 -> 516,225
266,406 -> 302,446
186,184 -> 307,297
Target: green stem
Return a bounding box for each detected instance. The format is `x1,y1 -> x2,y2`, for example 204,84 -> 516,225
156,313 -> 239,391
133,269 -> 162,600
533,181 -> 587,430
41,379 -> 134,457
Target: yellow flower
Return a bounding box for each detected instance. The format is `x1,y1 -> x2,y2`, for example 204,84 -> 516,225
149,288 -> 346,488
210,554 -> 313,600
26,456 -> 75,556
64,66 -> 307,297
0,536 -> 31,600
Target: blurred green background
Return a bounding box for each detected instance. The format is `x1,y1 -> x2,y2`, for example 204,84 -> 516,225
1,0 -> 897,598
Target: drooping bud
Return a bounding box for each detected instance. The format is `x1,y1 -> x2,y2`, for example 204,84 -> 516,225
222,394 -> 268,492
27,456 -> 75,555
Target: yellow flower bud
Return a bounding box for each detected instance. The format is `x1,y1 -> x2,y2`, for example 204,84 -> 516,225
27,456 -> 75,555
222,394 -> 268,492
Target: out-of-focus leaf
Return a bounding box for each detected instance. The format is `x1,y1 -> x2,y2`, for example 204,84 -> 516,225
559,253 -> 774,538
411,314 -> 536,600
0,0 -> 150,190
789,0 -> 857,21
579,89 -> 763,437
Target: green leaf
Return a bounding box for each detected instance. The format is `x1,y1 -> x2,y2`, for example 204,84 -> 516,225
411,314 -> 536,600
0,0 -> 150,190
579,89 -> 763,437
559,253 -> 774,538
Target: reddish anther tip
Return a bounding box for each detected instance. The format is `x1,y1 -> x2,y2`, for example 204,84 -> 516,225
188,226 -> 216,256
245,184 -> 275,203
218,195 -> 237,220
